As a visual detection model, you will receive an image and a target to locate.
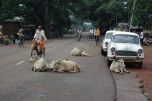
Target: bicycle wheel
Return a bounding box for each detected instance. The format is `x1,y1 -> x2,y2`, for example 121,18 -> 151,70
39,48 -> 45,58
91,35 -> 95,41
31,49 -> 39,59
87,34 -> 94,41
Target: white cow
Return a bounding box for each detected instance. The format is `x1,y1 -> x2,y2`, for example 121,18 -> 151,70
32,57 -> 49,72
110,59 -> 129,73
71,47 -> 90,56
48,59 -> 80,73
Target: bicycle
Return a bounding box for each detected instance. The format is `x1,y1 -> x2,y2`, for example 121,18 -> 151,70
87,33 -> 95,41
30,40 -> 45,62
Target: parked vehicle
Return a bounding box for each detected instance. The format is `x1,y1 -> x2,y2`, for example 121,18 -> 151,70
101,30 -> 120,56
107,32 -> 144,68
87,32 -> 94,41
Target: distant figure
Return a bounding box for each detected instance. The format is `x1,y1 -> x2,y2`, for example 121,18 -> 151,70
17,29 -> 24,47
89,28 -> 94,35
140,31 -> 144,44
95,27 -> 100,46
0,25 -> 3,45
77,29 -> 82,41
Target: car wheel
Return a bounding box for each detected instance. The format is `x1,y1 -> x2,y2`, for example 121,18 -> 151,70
101,49 -> 106,56
107,59 -> 112,67
137,62 -> 143,68
101,49 -> 104,55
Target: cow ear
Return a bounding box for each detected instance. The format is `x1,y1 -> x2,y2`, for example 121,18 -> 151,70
56,59 -> 62,64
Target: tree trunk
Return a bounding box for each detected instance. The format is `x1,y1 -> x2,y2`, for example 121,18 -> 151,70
41,0 -> 50,38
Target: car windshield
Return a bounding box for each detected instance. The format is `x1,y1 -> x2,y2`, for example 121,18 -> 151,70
112,34 -> 139,44
106,32 -> 113,39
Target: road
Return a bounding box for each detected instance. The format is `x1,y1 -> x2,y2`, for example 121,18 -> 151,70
0,35 -> 116,101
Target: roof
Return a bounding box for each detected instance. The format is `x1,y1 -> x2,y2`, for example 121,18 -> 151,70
113,31 -> 139,37
4,17 -> 24,23
106,30 -> 120,33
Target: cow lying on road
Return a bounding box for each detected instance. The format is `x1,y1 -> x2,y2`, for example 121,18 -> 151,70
31,46 -> 49,72
71,47 -> 92,56
32,57 -> 49,72
110,59 -> 129,73
31,56 -> 80,73
49,59 -> 80,73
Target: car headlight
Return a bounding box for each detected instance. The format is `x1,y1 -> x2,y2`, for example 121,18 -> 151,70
111,47 -> 116,52
138,49 -> 143,54
105,42 -> 108,47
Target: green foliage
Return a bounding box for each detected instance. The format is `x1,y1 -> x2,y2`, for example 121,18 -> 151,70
1,0 -> 151,34
132,0 -> 152,28
0,0 -> 18,21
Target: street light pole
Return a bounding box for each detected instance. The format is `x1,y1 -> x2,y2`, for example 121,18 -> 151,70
15,0 -> 23,27
19,4 -> 24,28
129,0 -> 137,31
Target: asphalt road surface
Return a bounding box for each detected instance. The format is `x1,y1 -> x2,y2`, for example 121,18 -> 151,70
0,35 -> 116,101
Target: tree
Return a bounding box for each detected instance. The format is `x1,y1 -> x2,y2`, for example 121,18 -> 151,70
130,0 -> 152,28
70,0 -> 128,31
2,0 -> 150,36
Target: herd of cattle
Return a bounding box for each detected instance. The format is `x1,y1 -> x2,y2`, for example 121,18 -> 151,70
31,47 -> 89,73
31,47 -> 129,74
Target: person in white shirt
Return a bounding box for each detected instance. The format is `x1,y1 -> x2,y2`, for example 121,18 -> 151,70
34,25 -> 47,41
89,29 -> 94,35
140,31 -> 144,44
77,29 -> 82,41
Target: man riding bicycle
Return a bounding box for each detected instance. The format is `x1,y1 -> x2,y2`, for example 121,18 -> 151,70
30,25 -> 47,61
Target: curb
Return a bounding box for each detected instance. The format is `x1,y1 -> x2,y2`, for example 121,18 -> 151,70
112,72 -> 149,101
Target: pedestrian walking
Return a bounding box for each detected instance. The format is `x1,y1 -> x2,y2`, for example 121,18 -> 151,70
17,29 -> 24,47
77,29 -> 82,41
95,27 -> 100,46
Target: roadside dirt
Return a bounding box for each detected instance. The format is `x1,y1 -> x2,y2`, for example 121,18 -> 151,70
129,46 -> 152,101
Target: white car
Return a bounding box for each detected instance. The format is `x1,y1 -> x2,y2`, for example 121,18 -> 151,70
101,30 -> 120,55
107,32 -> 144,68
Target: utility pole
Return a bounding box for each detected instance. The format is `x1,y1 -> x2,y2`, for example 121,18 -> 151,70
116,15 -> 118,28
15,0 -> 23,27
129,0 -> 137,31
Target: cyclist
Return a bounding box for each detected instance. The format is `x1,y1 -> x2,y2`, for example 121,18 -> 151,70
89,28 -> 94,35
30,25 -> 47,61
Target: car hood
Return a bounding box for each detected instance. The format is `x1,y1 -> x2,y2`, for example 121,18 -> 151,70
111,43 -> 142,51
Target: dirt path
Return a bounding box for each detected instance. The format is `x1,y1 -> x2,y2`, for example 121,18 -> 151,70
129,46 -> 152,101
